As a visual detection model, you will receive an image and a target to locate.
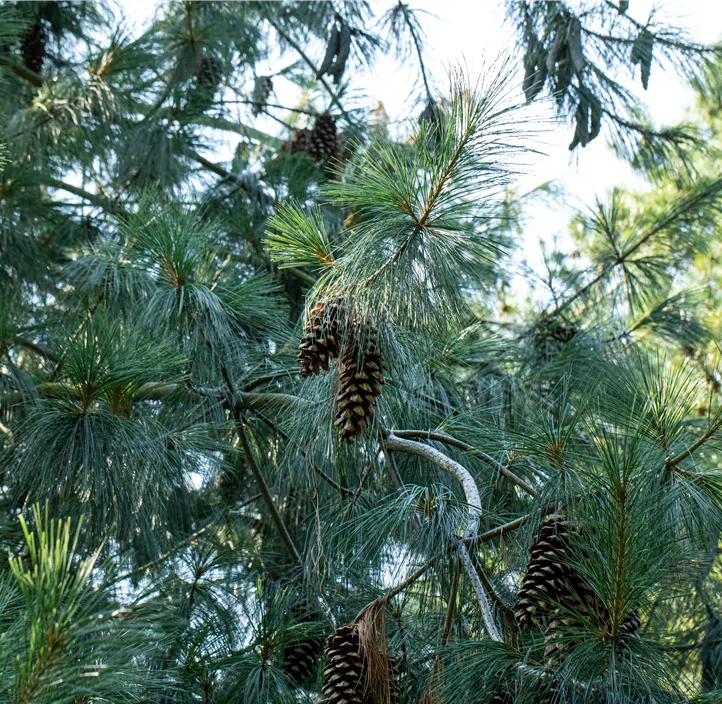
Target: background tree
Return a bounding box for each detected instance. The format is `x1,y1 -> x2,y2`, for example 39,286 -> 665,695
1,1 -> 722,702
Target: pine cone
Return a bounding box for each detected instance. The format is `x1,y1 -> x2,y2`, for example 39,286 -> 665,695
281,127 -> 311,155
516,513 -> 642,668
284,637 -> 324,685
298,299 -> 344,378
321,625 -> 365,704
513,513 -> 572,629
334,326 -> 384,444
309,112 -> 338,162
21,21 -> 46,75
282,601 -> 325,685
191,54 -> 222,113
197,54 -> 222,88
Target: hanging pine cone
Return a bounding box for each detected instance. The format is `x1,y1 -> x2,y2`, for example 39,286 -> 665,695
308,112 -> 338,162
321,624 -> 365,704
516,513 -> 642,669
190,53 -> 222,113
514,513 -> 577,629
298,299 -> 344,378
281,127 -> 312,155
21,21 -> 46,75
334,325 -> 384,444
282,602 -> 325,685
197,54 -> 222,88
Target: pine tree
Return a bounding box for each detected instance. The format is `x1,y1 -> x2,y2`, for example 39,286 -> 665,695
0,1 -> 722,703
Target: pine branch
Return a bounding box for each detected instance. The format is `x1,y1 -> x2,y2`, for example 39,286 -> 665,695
390,429 -> 538,497
383,433 -> 502,641
15,340 -> 58,363
234,407 -> 304,567
41,176 -> 126,216
668,415 -> 722,467
549,176 -> 722,318
1,382 -> 301,411
0,56 -> 43,87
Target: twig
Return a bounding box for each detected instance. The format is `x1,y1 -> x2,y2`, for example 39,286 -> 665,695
343,459 -> 376,518
234,408 -> 304,566
368,510 -> 537,613
253,409 -> 355,498
41,176 -> 126,216
419,557 -> 460,704
15,340 -> 59,363
668,415 -> 722,467
0,56 -> 43,86
549,176 -> 722,319
381,444 -> 423,529
228,98 -> 318,116
398,2 -> 434,106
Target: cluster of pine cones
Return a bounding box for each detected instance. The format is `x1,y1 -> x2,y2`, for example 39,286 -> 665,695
513,513 -> 641,667
282,112 -> 345,163
298,298 -> 384,444
320,624 -> 398,704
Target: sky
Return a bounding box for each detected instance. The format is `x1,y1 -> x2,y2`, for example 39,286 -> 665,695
118,0 -> 722,288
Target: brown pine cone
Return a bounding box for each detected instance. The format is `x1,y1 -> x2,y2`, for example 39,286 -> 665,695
298,299 -> 344,378
513,513 -> 572,629
309,112 -> 338,161
334,325 -> 384,444
321,625 -> 365,704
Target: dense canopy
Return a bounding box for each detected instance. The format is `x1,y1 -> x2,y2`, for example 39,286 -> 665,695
2,2 -> 722,703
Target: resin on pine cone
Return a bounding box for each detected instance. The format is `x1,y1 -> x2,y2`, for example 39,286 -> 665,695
321,624 -> 365,704
298,299 -> 344,378
334,326 -> 384,444
309,112 -> 338,162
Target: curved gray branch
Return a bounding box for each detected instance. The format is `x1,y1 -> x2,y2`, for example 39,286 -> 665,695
384,433 -> 502,641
